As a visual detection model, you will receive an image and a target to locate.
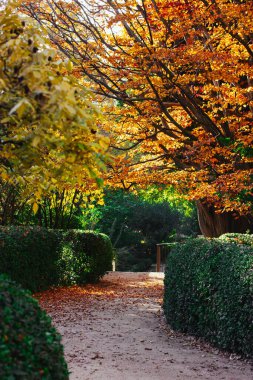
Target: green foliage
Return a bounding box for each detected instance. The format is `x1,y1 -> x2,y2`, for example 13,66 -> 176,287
116,247 -> 152,272
0,226 -> 60,292
56,242 -> 88,285
81,231 -> 113,282
138,185 -> 195,218
219,233 -> 253,246
88,188 -> 198,271
0,227 -> 113,291
0,274 -> 69,379
83,188 -> 199,244
163,237 -> 253,357
59,230 -> 113,284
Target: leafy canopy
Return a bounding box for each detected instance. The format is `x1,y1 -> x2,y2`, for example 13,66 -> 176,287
23,0 -> 253,215
0,0 -> 109,201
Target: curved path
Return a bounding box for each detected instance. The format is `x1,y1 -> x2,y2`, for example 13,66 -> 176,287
36,272 -> 253,380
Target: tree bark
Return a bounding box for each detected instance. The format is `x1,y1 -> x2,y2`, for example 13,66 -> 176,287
196,201 -> 253,238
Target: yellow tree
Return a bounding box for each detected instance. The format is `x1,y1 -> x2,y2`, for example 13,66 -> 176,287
23,0 -> 253,236
0,0 -> 109,211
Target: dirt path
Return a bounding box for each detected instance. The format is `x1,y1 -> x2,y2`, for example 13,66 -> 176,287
36,272 -> 253,380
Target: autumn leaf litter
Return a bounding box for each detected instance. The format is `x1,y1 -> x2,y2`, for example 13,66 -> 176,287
35,272 -> 253,380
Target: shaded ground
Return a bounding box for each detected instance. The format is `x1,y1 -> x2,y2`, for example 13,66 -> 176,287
36,272 -> 253,380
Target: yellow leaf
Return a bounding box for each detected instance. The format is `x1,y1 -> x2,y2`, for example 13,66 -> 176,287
31,136 -> 41,147
66,59 -> 73,72
32,203 -> 39,214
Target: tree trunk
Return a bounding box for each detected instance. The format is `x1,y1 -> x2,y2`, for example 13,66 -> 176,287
196,201 -> 253,237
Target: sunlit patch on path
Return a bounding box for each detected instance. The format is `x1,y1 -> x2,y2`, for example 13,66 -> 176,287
36,272 -> 252,380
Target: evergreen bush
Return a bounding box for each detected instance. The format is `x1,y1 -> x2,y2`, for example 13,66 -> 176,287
0,226 -> 60,292
163,236 -> 253,357
62,230 -> 113,283
0,227 -> 113,290
0,275 -> 69,379
219,232 -> 253,246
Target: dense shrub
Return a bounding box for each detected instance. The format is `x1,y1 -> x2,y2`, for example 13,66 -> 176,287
0,275 -> 69,379
219,232 -> 253,246
0,226 -> 61,292
60,230 -> 113,284
56,242 -> 87,285
82,231 -> 113,282
0,227 -> 113,291
163,237 -> 253,357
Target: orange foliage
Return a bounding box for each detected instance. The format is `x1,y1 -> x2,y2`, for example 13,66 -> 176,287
23,0 -> 253,214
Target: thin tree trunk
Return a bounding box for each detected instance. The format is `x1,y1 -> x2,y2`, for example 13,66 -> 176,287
66,190 -> 79,229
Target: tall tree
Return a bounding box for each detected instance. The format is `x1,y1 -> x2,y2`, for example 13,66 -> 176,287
0,0 -> 109,209
23,0 -> 253,236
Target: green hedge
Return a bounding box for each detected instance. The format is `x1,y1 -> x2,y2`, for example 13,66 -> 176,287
0,227 -> 113,291
0,226 -> 61,292
219,232 -> 253,246
0,275 -> 69,379
163,236 -> 253,357
59,230 -> 113,285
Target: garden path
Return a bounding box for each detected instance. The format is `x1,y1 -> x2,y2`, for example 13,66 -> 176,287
36,272 -> 253,380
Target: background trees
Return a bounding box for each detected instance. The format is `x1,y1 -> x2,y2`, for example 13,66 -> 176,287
23,0 -> 253,236
81,187 -> 199,271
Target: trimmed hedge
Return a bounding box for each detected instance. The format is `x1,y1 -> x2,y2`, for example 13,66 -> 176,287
0,227 -> 113,291
163,236 -> 253,357
0,274 -> 69,379
0,226 -> 61,292
219,232 -> 253,246
58,230 -> 113,285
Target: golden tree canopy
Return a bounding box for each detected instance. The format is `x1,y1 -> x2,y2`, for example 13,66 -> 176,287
0,0 -> 109,199
22,0 -> 253,214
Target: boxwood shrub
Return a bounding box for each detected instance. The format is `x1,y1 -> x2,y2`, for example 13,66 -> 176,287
0,226 -> 61,292
0,227 -> 113,291
163,236 -> 253,357
59,230 -> 113,284
219,232 -> 253,246
0,275 -> 69,379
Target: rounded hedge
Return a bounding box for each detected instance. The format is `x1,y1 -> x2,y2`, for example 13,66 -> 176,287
0,226 -> 61,292
219,232 -> 253,246
60,230 -> 113,284
0,227 -> 113,291
0,275 -> 69,379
